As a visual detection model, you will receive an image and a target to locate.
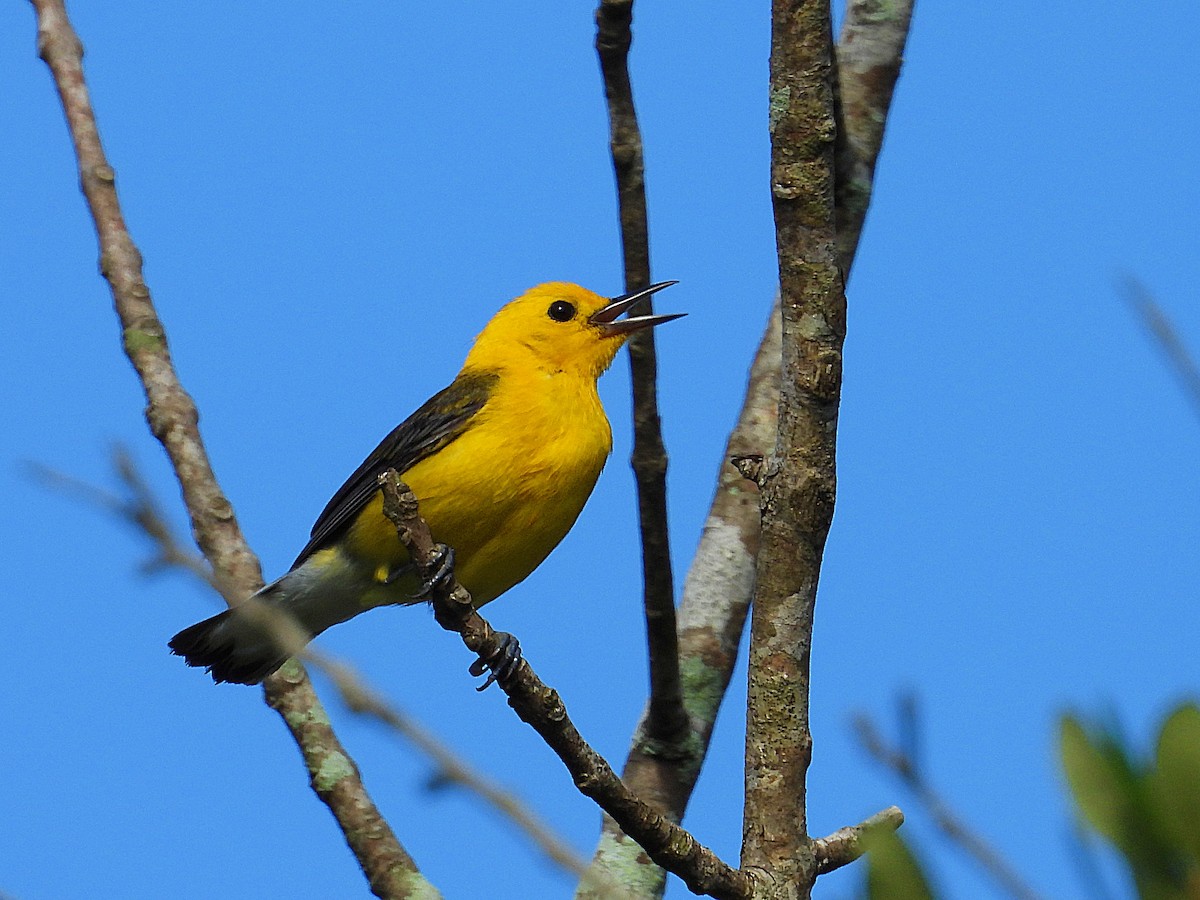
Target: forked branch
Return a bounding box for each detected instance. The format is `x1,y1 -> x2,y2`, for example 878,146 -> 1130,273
583,2 -> 916,896
379,471 -> 752,900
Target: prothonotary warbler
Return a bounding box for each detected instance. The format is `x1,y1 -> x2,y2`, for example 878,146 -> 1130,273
169,281 -> 681,684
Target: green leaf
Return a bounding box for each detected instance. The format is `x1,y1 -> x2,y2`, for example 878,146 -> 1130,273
864,828 -> 936,900
1059,714 -> 1139,850
1149,703 -> 1200,865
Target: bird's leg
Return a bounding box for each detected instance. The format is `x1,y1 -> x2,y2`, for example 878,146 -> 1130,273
469,632 -> 522,691
410,543 -> 456,599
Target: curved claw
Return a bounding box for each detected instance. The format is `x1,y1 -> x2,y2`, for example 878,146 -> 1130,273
469,632 -> 522,691
411,543 -> 455,600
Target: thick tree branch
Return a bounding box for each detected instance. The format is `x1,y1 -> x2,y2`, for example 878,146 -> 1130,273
741,0 -> 843,894
27,3 -> 430,896
583,2 -> 915,895
379,472 -> 752,900
595,0 -> 689,754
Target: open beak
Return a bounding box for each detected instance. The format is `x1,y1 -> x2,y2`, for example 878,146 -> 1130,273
589,281 -> 684,337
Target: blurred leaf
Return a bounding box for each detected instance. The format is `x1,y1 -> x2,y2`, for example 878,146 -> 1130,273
1150,704 -> 1200,867
1060,714 -> 1139,850
1062,707 -> 1200,899
864,828 -> 936,900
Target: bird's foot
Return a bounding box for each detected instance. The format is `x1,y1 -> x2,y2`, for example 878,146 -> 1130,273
469,632 -> 522,691
411,543 -> 456,599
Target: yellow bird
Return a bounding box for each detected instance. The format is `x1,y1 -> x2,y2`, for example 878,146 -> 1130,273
170,281 -> 681,684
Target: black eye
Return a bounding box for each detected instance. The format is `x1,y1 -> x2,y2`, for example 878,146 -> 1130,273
547,300 -> 576,323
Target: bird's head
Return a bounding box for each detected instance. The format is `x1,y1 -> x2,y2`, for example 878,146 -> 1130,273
464,281 -> 682,380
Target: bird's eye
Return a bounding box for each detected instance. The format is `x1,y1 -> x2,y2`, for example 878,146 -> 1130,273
547,300 -> 576,323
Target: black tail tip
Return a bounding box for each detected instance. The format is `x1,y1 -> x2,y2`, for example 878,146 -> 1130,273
169,610 -> 289,686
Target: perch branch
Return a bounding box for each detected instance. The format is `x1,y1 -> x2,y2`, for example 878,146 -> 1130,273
27,3 -> 428,896
379,472 -> 752,900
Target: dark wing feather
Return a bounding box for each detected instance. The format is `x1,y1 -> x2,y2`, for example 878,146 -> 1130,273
290,370 -> 497,568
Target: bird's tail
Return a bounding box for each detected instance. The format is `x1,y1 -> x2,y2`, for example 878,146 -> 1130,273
169,552 -> 375,685
167,579 -> 301,684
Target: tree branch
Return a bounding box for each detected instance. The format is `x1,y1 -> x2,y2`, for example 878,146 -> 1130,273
379,472 -> 752,900
834,0 -> 916,270
1122,277 -> 1200,423
27,3 -> 430,896
583,2 -> 915,894
853,713 -> 1047,900
811,806 -> 905,876
35,446 -> 590,884
595,0 -> 689,754
27,448 -> 221,590
741,0 -> 843,893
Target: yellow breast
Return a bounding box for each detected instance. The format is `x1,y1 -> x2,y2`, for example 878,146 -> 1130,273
345,365 -> 612,604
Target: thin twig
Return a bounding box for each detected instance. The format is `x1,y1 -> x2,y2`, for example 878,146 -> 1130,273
379,471 -> 751,900
1122,277 -> 1200,423
34,448 -> 592,884
582,2 -> 916,894
595,0 -> 688,754
27,4 -> 427,895
27,450 -> 219,589
853,712 -> 1047,900
812,806 -> 905,876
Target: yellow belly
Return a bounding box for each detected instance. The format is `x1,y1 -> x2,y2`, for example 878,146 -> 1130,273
342,374 -> 612,605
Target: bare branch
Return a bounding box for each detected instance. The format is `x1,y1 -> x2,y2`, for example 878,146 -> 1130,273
854,713 -> 1046,900
835,0 -> 916,270
584,2 -> 916,894
1122,277 -> 1200,422
28,449 -> 220,589
812,806 -> 905,876
581,306 -> 781,900
322,661 -> 595,883
595,0 -> 689,753
27,3 -> 428,895
379,472 -> 752,900
741,0 -> 844,891
35,449 -> 590,885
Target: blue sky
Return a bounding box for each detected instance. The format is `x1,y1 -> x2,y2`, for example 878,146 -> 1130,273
2,3 -> 1197,898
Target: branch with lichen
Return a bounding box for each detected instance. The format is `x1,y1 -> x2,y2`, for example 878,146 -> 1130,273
740,0 -> 845,890
835,0 -> 916,270
27,2 -> 429,896
35,444 -> 592,884
581,1 -> 915,895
